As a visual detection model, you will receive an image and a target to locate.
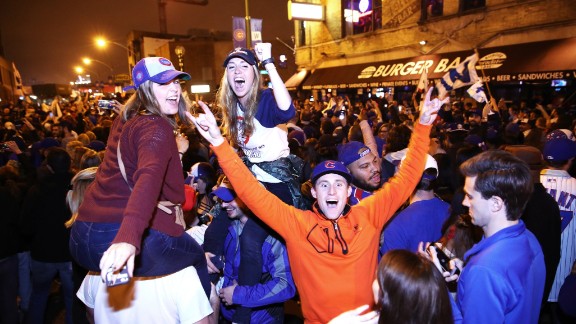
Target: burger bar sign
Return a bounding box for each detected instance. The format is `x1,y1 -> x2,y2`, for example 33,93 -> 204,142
304,38 -> 575,89
348,51 -> 570,88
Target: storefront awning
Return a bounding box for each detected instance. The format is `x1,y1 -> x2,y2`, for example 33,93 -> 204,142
302,38 -> 576,90
284,69 -> 309,91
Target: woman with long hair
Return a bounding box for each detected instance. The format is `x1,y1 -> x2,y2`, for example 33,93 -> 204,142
69,57 -> 211,303
203,43 -> 304,322
328,249 -> 453,324
375,250 -> 453,324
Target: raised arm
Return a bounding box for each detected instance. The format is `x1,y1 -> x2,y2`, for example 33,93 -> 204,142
359,119 -> 379,157
360,87 -> 447,228
254,43 -> 292,111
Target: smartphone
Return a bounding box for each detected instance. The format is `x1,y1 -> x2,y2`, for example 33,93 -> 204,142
105,265 -> 130,287
210,255 -> 224,271
429,244 -> 460,276
98,100 -> 114,110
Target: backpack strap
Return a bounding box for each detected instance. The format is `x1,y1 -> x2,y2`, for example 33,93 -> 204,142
117,140 -> 185,228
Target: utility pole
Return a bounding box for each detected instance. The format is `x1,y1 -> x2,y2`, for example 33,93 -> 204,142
244,0 -> 251,48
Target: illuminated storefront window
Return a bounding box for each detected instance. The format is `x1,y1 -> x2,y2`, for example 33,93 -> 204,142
342,0 -> 382,36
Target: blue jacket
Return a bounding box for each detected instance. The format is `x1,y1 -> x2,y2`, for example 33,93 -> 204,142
221,220 -> 296,323
454,221 -> 545,324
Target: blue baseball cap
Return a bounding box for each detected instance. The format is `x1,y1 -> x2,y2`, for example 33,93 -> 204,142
311,160 -> 352,185
129,57 -> 191,90
337,141 -> 372,166
543,138 -> 576,162
210,187 -> 236,202
223,47 -> 258,67
87,140 -> 106,152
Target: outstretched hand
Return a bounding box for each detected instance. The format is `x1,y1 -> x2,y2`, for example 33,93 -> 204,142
186,101 -> 225,147
419,87 -> 449,125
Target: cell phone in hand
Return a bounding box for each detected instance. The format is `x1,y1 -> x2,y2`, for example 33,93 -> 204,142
98,100 -> 114,110
210,255 -> 224,271
428,244 -> 460,276
105,265 -> 130,286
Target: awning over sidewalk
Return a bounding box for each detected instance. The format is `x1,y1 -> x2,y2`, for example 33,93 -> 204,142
284,69 -> 309,91
302,38 -> 576,90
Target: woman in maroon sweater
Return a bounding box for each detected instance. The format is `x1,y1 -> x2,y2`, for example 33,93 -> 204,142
69,57 -> 209,296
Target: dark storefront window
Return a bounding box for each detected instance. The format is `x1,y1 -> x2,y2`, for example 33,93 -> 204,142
461,0 -> 485,12
342,0 -> 383,36
427,0 -> 444,17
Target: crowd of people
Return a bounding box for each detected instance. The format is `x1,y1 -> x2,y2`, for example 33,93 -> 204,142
0,44 -> 575,324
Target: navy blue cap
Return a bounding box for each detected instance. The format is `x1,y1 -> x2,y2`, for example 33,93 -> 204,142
543,138 -> 576,162
223,47 -> 257,67
337,141 -> 371,166
311,160 -> 352,184
87,140 -> 106,152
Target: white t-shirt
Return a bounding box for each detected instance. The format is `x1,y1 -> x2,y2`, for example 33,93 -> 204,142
237,105 -> 290,183
77,266 -> 213,323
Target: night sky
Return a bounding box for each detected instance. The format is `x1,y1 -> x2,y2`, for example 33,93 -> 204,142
0,0 -> 294,85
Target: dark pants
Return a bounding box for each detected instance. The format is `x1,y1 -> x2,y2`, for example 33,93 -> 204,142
233,181 -> 293,324
69,221 -> 210,297
26,260 -> 74,324
0,255 -> 19,324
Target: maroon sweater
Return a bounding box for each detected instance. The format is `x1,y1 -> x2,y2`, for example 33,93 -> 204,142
77,114 -> 185,253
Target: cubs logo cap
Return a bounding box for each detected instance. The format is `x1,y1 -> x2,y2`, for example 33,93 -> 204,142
223,47 -> 258,67
311,160 -> 352,185
129,57 -> 191,90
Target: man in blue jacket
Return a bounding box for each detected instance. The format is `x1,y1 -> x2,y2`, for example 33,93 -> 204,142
449,150 -> 545,323
212,185 -> 296,323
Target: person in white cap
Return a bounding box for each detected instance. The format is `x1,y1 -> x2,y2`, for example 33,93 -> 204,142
70,57 -> 212,306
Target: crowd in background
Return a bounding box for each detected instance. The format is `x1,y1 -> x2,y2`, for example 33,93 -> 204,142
1,83 -> 575,323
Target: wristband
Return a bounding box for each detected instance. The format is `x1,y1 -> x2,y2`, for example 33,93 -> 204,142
260,57 -> 275,68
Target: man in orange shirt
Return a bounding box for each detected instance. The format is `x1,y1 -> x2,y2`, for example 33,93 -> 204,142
190,88 -> 447,323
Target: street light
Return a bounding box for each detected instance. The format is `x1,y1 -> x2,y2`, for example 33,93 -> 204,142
94,36 -> 129,52
174,46 -> 185,71
82,57 -> 113,73
74,66 -> 99,80
94,36 -> 131,82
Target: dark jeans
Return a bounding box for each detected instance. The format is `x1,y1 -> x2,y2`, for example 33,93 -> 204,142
26,260 -> 73,324
0,255 -> 19,324
69,221 -> 210,297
